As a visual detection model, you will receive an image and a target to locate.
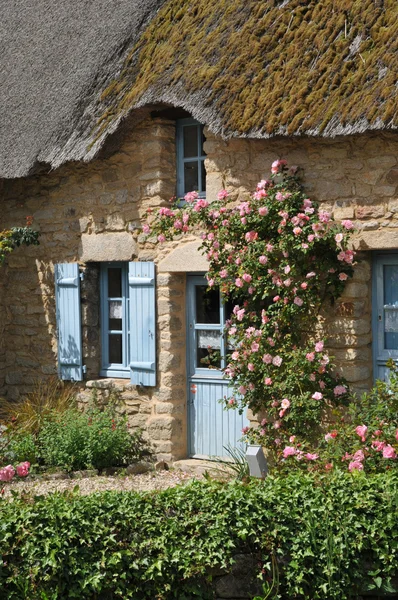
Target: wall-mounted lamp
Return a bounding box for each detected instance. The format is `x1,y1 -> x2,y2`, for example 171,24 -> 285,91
245,444 -> 268,478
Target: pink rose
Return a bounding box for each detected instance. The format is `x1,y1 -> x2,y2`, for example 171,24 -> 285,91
283,446 -> 296,458
235,278 -> 243,288
293,227 -> 302,236
273,420 -> 281,429
294,297 -> 303,307
339,273 -> 348,281
142,224 -> 151,234
259,255 -> 268,265
284,265 -> 291,274
16,462 -> 30,477
312,392 -> 323,400
238,386 -> 247,396
273,296 -> 280,303
382,445 -> 397,459
281,398 -> 290,409
248,363 -> 254,372
220,269 -> 228,278
242,426 -> 250,435
157,234 -> 166,243
231,351 -> 239,360
348,461 -> 363,472
251,342 -> 259,352
245,231 -> 258,243
333,385 -> 347,396
266,243 -> 274,252
307,234 -> 315,242
0,465 -> 15,482
265,377 -> 273,385
300,282 -> 308,290
355,425 -> 368,442
258,207 -> 268,216
262,354 -> 272,364
271,159 -> 287,174
315,341 -> 324,352
305,453 -> 319,461
217,189 -> 229,200
289,435 -> 296,442
306,272 -> 316,279
306,352 -> 315,362
236,309 -> 245,321
272,355 -> 282,367
184,191 -> 199,203
342,219 -> 354,230
335,233 -> 344,243
243,273 -> 252,283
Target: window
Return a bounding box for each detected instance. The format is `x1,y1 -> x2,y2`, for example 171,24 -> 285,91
176,118 -> 206,199
100,262 -> 130,377
373,253 -> 398,382
55,261 -> 156,385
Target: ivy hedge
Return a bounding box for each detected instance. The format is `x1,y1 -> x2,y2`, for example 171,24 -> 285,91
1,473 -> 397,599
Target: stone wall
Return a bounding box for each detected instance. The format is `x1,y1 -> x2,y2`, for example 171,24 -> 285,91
0,114 -> 398,458
204,131 -> 398,395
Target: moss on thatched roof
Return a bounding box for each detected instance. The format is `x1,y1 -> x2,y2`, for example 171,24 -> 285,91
1,0 -> 397,178
96,0 -> 398,140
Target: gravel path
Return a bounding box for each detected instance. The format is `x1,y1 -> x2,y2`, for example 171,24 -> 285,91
3,470 -> 204,498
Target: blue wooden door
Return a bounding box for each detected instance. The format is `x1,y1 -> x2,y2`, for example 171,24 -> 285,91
373,254 -> 398,381
187,276 -> 248,458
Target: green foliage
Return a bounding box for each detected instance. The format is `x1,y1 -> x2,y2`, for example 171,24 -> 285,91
0,219 -> 40,265
2,431 -> 38,466
146,161 -> 353,463
0,473 -> 397,599
38,406 -> 144,471
213,443 -> 250,481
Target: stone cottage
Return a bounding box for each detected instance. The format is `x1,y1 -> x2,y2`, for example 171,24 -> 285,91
0,0 -> 397,461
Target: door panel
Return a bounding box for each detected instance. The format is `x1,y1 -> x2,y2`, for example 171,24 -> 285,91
187,276 -> 248,458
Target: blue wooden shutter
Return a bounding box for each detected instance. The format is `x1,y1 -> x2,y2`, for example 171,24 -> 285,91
128,262 -> 156,386
54,263 -> 83,381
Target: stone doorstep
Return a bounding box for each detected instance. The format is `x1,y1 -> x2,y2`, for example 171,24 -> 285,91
172,458 -> 236,477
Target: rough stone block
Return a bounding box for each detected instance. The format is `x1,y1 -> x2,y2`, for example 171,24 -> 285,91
79,232 -> 136,261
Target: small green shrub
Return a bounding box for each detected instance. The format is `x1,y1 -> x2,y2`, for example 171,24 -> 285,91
0,473 -> 397,599
1,431 -> 39,466
38,406 -> 144,471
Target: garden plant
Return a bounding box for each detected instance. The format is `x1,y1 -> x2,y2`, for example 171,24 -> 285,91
145,160 -> 365,469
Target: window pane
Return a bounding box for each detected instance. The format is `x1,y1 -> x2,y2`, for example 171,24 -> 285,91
109,300 -> 122,331
108,268 -> 122,297
201,127 -> 206,156
184,161 -> 199,194
109,334 -> 122,364
201,159 -> 206,192
197,329 -> 221,369
183,125 -> 198,158
196,286 -> 220,324
384,265 -> 398,349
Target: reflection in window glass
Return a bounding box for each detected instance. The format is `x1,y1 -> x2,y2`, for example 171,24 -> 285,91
108,268 -> 122,297
184,161 -> 199,194
197,329 -> 221,369
109,334 -> 123,364
384,265 -> 398,349
196,286 -> 220,324
183,125 -> 198,158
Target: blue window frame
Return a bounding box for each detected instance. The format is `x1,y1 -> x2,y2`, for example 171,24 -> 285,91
176,118 -> 206,199
100,262 -> 130,378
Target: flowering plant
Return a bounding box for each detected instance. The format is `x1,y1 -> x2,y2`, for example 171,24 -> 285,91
0,216 -> 40,265
145,160 -> 355,462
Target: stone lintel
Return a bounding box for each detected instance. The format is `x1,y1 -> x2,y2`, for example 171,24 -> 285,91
158,241 -> 208,272
79,232 -> 137,262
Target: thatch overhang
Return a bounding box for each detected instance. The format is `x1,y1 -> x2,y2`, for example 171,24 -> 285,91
1,0 -> 397,179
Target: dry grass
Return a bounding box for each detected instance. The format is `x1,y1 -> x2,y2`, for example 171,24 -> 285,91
0,377 -> 77,434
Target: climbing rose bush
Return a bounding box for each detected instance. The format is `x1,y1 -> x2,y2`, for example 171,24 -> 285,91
145,160 -> 355,462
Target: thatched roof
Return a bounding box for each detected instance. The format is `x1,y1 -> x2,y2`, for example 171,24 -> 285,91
1,0 -> 397,179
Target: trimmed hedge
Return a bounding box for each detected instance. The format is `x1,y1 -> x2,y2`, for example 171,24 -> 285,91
1,473 -> 397,599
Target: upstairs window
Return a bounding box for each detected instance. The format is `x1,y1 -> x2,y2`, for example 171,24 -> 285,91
176,118 -> 206,199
